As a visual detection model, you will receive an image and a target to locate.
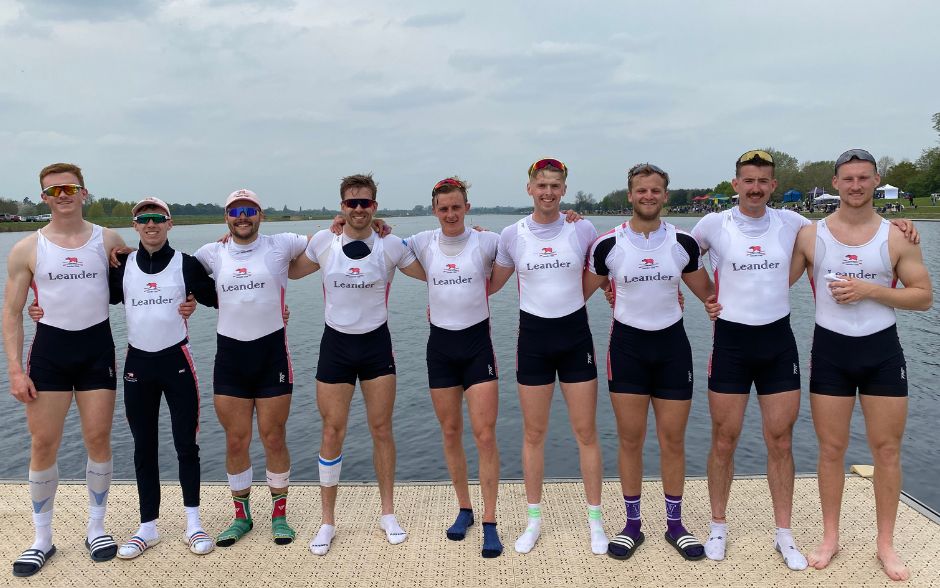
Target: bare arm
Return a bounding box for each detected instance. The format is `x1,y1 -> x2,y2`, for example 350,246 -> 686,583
101,227 -> 127,252
398,259 -> 427,281
488,263 -> 514,295
680,268 -> 714,303
582,270 -> 608,301
3,238 -> 38,402
289,254 -> 320,280
789,224 -> 814,286
828,227 -> 932,310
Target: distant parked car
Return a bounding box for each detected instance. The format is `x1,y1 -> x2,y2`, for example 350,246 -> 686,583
34,214 -> 52,222
0,213 -> 16,222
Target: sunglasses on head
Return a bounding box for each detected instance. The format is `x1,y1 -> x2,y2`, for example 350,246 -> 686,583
227,206 -> 259,218
834,149 -> 876,172
134,213 -> 169,224
341,198 -> 375,209
42,184 -> 83,198
736,150 -> 774,165
628,163 -> 667,178
433,178 -> 463,192
528,158 -> 568,178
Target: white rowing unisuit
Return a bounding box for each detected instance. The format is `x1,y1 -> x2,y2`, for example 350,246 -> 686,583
33,224 -> 110,330
589,221 -> 701,331
813,218 -> 895,337
692,207 -> 809,326
496,214 -> 597,319
306,231 -> 417,334
123,250 -> 187,352
408,228 -> 497,331
195,233 -> 307,341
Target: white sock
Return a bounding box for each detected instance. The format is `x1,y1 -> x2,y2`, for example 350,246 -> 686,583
309,524 -> 336,556
184,506 -> 203,537
86,458 -> 112,539
775,528 -> 807,571
31,511 -> 53,552
705,521 -> 727,561
587,504 -> 607,555
380,514 -> 407,545
136,519 -> 159,542
514,503 -> 543,554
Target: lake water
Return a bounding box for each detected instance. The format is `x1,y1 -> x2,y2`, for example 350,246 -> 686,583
1,215 -> 938,511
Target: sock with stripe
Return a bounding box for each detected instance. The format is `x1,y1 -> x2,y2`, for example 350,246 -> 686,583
271,492 -> 295,545
588,504 -> 608,555
665,494 -> 703,558
28,464 -> 58,552
514,503 -> 542,554
622,495 -> 642,540
86,458 -> 112,540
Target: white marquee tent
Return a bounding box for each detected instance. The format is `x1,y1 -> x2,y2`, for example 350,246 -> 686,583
877,184 -> 899,199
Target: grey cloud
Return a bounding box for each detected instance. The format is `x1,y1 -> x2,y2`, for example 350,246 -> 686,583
20,0 -> 158,21
402,11 -> 464,28
348,86 -> 466,112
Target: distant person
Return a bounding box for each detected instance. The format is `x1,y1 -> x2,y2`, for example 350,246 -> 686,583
584,163 -> 716,562
489,158 -> 609,556
194,189 -> 309,548
289,174 -> 424,555
4,163 -> 127,577
791,149 -> 932,582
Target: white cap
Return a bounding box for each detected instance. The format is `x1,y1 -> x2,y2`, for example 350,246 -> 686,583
132,196 -> 171,218
225,189 -> 262,209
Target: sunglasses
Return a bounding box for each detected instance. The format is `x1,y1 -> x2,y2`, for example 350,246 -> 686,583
341,198 -> 375,209
42,184 -> 83,198
433,178 -> 464,192
834,148 -> 876,172
528,158 -> 568,178
134,213 -> 169,224
227,206 -> 259,218
628,163 -> 667,178
736,150 -> 774,165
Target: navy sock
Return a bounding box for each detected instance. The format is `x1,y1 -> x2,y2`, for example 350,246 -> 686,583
665,494 -> 703,558
623,495 -> 642,539
446,508 -> 474,541
481,522 -> 502,558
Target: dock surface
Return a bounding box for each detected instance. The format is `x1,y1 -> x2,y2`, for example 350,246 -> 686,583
1,475 -> 937,587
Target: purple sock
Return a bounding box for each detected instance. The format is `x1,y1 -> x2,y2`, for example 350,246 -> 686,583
665,493 -> 688,537
622,495 -> 641,539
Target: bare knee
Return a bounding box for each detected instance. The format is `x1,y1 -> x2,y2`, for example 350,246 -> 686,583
472,425 -> 497,454
439,419 -> 463,446
870,440 -> 901,467
83,428 -> 112,457
818,438 -> 849,462
226,432 -> 252,456
30,433 -> 62,463
658,432 -> 685,459
259,427 -> 287,453
523,425 -> 548,447
764,428 -> 793,459
618,434 -> 645,455
711,426 -> 740,458
369,419 -> 394,444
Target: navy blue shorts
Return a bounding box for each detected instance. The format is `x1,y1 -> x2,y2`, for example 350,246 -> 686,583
608,319 -> 693,400
28,320 -> 116,392
317,323 -> 396,385
517,306 -> 597,386
810,323 -> 907,397
707,315 -> 800,395
214,328 -> 293,398
427,319 -> 498,390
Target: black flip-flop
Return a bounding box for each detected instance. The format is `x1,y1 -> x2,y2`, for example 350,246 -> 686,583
665,531 -> 706,561
607,531 -> 644,560
86,535 -> 117,562
12,545 -> 56,577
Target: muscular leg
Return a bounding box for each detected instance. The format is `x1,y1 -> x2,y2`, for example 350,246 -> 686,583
559,379 -> 602,505
465,380 -> 500,523
609,394 -> 650,498
26,392 -> 73,470
651,398 -> 692,498
74,389 -> 117,463
430,386 -> 471,511
706,391 -> 749,523
255,395 -> 293,489
517,384 -> 554,505
213,395 -> 256,483
807,393 -> 854,570
360,374 -> 397,516
757,390 -> 800,529
316,380 -> 355,526
860,395 -> 909,582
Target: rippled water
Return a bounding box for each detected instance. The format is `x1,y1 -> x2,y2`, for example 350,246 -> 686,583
1,216 -> 938,511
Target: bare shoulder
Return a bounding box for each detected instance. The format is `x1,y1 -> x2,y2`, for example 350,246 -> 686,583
887,221 -> 919,254
7,232 -> 38,269
100,225 -> 126,248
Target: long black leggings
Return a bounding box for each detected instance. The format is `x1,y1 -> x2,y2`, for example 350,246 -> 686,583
123,344 -> 201,523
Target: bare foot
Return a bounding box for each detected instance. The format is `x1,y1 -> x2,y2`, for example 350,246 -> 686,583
807,541 -> 840,569
877,546 -> 910,581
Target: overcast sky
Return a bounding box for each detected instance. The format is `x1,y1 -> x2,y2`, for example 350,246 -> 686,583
1,0 -> 938,210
